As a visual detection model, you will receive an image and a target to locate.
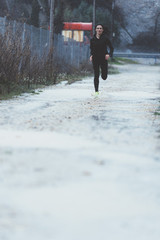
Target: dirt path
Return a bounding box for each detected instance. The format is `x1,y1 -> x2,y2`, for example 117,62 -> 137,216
0,63 -> 160,240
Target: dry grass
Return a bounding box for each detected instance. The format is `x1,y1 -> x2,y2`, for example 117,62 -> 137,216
0,29 -> 65,97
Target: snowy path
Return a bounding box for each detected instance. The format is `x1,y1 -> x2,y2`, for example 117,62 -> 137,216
0,63 -> 160,240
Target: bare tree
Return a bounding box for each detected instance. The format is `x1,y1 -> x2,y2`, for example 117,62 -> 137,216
114,5 -> 134,41
154,11 -> 160,37
4,0 -> 10,11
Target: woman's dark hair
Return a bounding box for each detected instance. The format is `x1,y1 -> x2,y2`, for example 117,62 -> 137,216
95,23 -> 104,30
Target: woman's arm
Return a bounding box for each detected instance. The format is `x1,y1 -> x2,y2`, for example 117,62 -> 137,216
107,38 -> 114,57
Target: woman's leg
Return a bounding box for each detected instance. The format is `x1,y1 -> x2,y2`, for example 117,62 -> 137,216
93,60 -> 100,92
101,60 -> 108,80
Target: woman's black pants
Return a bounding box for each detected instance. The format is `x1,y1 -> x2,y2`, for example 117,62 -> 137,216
92,58 -> 108,92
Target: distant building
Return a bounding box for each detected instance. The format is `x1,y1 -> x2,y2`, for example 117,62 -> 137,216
62,22 -> 92,43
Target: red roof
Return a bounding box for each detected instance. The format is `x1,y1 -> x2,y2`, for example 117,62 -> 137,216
63,22 -> 92,31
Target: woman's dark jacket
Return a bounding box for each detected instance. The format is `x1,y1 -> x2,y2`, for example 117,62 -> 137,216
90,33 -> 114,61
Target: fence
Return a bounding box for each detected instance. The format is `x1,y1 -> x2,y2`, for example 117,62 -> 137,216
0,16 -> 90,68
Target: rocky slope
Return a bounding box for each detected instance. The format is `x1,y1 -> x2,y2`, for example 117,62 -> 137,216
116,0 -> 160,45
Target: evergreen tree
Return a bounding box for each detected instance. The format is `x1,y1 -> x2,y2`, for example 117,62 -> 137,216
30,0 -> 40,27
54,0 -> 64,33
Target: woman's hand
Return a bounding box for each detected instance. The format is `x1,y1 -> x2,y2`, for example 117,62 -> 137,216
90,55 -> 93,62
105,54 -> 110,60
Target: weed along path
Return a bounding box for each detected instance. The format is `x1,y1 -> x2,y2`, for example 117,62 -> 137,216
0,63 -> 160,240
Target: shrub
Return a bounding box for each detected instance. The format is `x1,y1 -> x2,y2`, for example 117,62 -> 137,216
0,29 -> 58,96
133,32 -> 160,51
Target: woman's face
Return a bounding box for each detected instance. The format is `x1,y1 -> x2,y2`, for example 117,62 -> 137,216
95,25 -> 104,35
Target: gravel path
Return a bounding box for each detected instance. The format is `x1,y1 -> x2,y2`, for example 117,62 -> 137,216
0,63 -> 160,240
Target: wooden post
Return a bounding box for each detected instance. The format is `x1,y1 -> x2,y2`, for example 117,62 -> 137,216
49,0 -> 55,50
93,0 -> 96,33
111,0 -> 115,43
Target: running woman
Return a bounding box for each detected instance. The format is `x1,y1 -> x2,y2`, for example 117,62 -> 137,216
90,24 -> 114,96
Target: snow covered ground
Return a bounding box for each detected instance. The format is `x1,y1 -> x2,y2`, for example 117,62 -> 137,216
0,63 -> 160,240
